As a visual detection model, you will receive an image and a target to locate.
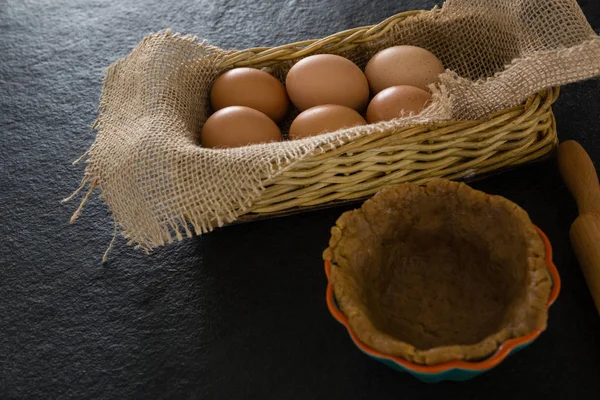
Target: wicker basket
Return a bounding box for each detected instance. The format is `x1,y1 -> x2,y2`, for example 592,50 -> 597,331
215,11 -> 559,220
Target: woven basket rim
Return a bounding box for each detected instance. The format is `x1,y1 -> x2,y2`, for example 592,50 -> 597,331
217,9 -> 425,69
241,86 -> 558,217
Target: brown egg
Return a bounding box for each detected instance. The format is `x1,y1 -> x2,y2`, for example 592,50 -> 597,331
365,46 -> 445,94
201,106 -> 282,148
210,68 -> 289,123
366,85 -> 432,123
286,54 -> 369,112
289,104 -> 367,140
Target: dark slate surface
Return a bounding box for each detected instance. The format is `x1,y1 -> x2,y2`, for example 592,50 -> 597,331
1,0 -> 600,398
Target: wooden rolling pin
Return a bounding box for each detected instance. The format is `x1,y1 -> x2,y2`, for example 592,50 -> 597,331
558,140 -> 600,315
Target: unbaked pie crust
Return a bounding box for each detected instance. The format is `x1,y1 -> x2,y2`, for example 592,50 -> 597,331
323,179 -> 551,365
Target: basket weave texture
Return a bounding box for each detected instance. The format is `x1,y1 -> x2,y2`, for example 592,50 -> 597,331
69,0 -> 600,255
246,88 -> 559,215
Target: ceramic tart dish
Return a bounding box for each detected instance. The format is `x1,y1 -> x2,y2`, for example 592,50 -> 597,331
322,179 -> 560,382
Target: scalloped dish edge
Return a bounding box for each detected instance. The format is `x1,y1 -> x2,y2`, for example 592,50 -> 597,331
325,225 -> 561,374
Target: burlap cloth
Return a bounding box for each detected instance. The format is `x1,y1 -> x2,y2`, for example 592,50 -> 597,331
67,0 -> 600,259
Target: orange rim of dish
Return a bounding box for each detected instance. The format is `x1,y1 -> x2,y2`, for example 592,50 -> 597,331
325,225 -> 561,373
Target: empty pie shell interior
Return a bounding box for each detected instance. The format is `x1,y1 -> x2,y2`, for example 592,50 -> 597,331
322,179 -> 552,366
